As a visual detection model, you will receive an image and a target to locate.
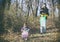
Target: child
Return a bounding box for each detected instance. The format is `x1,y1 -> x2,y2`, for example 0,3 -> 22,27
40,14 -> 47,33
21,23 -> 30,40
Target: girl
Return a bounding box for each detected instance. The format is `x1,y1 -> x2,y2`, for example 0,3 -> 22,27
21,23 -> 30,40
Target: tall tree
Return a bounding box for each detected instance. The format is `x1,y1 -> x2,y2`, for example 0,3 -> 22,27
0,0 -> 11,35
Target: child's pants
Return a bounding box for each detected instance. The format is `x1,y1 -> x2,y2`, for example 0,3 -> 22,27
40,16 -> 47,33
21,31 -> 28,39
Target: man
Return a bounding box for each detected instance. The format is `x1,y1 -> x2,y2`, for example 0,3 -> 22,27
40,3 -> 49,33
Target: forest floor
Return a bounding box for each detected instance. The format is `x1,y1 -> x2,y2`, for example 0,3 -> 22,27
0,15 -> 60,42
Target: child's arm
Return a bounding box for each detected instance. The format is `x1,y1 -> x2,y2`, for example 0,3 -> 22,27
21,27 -> 24,32
26,28 -> 30,32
